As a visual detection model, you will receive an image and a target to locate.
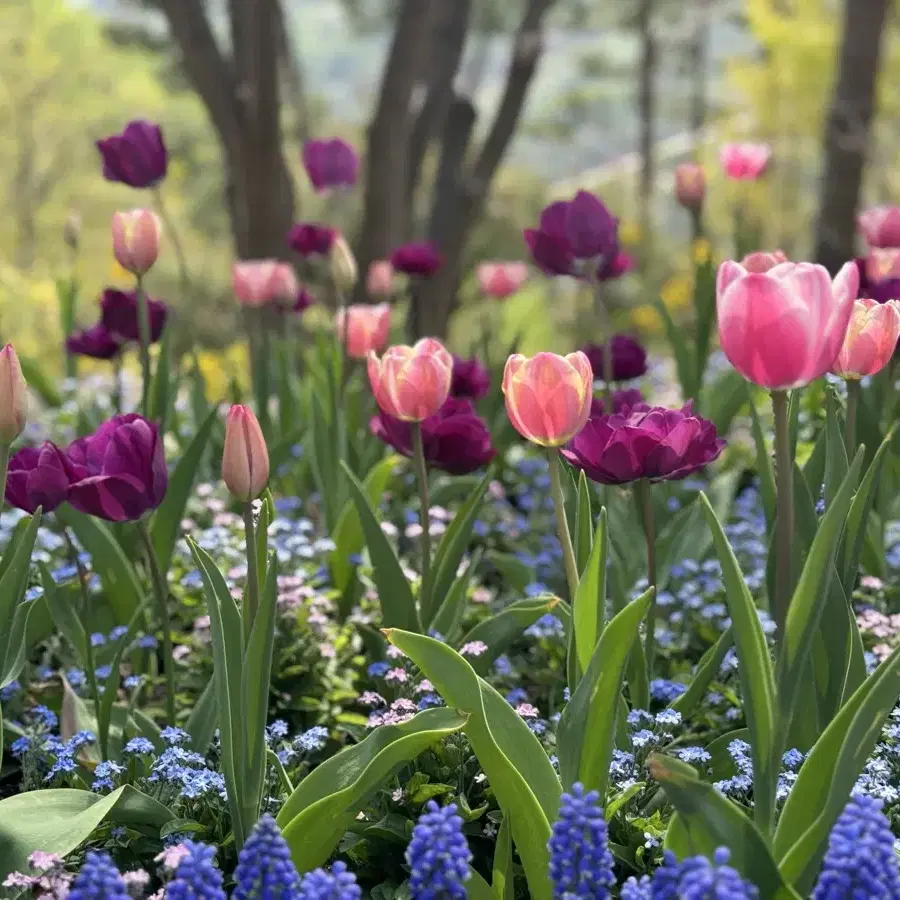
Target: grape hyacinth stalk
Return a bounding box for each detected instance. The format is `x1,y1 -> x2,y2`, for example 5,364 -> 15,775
165,841 -> 227,900
232,815 -> 302,900
67,852 -> 130,900
406,801 -> 472,899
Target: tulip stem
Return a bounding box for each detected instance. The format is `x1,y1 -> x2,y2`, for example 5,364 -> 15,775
242,503 -> 260,646
635,478 -> 658,678
411,423 -> 432,618
336,288 -> 351,398
112,355 -> 123,415
0,443 -> 9,511
772,389 -> 794,634
136,521 -> 176,725
845,379 -> 859,459
152,186 -> 191,305
547,449 -> 580,599
602,337 -> 614,410
134,275 -> 152,417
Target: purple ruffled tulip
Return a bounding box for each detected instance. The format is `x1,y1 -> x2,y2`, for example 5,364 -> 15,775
589,389 -> 647,419
302,138 -> 358,192
6,443 -> 74,514
581,336 -> 648,383
287,223 -> 336,257
451,355 -> 490,400
100,289 -> 168,344
562,403 -> 724,485
524,191 -> 619,277
371,397 -> 495,476
96,120 -> 168,189
66,324 -> 124,360
66,415 -> 167,521
390,242 -> 443,277
854,257 -> 900,305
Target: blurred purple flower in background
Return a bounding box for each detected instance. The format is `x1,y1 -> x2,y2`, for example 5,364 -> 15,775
96,120 -> 168,189
66,324 -> 124,360
100,289 -> 168,344
581,336 -> 648,382
287,223 -> 336,257
450,355 -> 490,400
390,242 -> 443,277
302,138 -> 358,192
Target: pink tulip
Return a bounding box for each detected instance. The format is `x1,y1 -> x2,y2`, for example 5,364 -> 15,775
0,344 -> 26,444
719,142 -> 772,180
232,260 -> 298,307
866,248 -> 900,284
674,163 -> 706,210
367,338 -> 453,422
740,250 -> 788,273
858,206 -> 900,249
335,303 -> 391,359
477,262 -> 529,300
716,259 -> 858,390
112,209 -> 162,275
832,299 -> 900,379
502,351 -> 593,447
366,260 -> 396,296
221,405 -> 269,501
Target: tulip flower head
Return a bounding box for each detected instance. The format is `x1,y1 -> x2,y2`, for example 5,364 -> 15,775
719,142 -> 771,180
477,262 -> 529,299
366,260 -> 396,296
367,338 -> 454,422
450,355 -> 491,401
222,405 -> 270,502
716,259 -> 858,390
0,344 -> 27,444
330,235 -> 358,291
502,351 -> 593,447
302,138 -> 359,192
858,206 -> 900,249
232,261 -> 298,308
832,299 -> 900,380
674,163 -> 706,211
112,209 -> 162,276
66,324 -> 124,360
6,442 -> 73,514
581,337 -> 648,383
101,289 -> 168,344
286,223 -> 336,257
390,242 -> 443,278
866,248 -> 900,284
96,120 -> 168,189
739,250 -> 788,273
335,303 -> 391,359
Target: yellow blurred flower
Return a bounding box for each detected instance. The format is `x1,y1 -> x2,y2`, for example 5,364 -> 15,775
692,239 -> 712,265
660,274 -> 692,312
197,344 -> 248,401
632,304 -> 662,333
618,220 -> 641,247
108,258 -> 131,283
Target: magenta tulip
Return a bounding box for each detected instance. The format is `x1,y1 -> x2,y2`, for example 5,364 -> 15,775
6,443 -> 74,514
66,325 -> 124,360
287,223 -> 336,257
390,242 -> 443,278
719,142 -> 771,180
96,120 -> 168,189
100,288 -> 168,344
302,138 -> 358,192
450,355 -> 490,400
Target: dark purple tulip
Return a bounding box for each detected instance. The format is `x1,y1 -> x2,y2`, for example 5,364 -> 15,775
66,415 -> 167,522
292,288 -> 316,313
6,443 -> 74,514
562,403 -> 724,485
66,324 -> 124,360
589,389 -> 648,419
854,257 -> 900,304
100,289 -> 167,344
597,251 -> 633,281
371,397 -> 495,476
302,138 -> 359,192
96,120 -> 168,189
287,223 -> 336,257
390,242 -> 443,277
451,355 -> 490,400
581,336 -> 648,382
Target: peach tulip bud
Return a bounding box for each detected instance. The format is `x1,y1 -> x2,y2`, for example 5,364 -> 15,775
739,250 -> 788,273
232,261 -> 298,307
674,163 -> 706,210
716,259 -> 858,390
367,338 -> 453,422
502,351 -> 593,447
832,299 -> 900,379
112,209 -> 162,275
366,260 -> 395,296
866,248 -> 900,283
335,303 -> 392,359
858,206 -> 900,249
330,235 -> 358,292
222,405 -> 269,501
477,262 -> 529,299
719,142 -> 771,180
0,344 -> 26,444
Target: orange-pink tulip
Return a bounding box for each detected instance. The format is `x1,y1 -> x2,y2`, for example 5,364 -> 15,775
221,405 -> 269,501
866,248 -> 900,284
740,250 -> 788,273
719,142 -> 771,180
366,260 -> 396,296
112,209 -> 162,275
858,206 -> 900,249
0,344 -> 26,444
335,303 -> 391,359
832,299 -> 900,379
674,163 -> 706,210
232,260 -> 298,308
477,262 -> 528,299
367,338 -> 453,422
502,351 -> 593,447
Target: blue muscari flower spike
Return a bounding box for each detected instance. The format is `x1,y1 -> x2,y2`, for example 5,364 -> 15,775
620,875 -> 651,899
298,861 -> 361,900
548,782 -> 615,899
650,848 -> 758,899
166,841 -> 227,900
406,800 -> 471,899
233,815 -> 301,900
69,851 -> 130,900
812,794 -> 900,899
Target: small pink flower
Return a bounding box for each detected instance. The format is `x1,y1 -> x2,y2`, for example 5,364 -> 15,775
335,303 -> 391,359
674,163 -> 706,210
858,205 -> 900,249
359,691 -> 386,707
385,667 -> 408,683
515,703 -> 539,719
366,260 -> 396,296
368,338 -> 454,422
719,142 -> 771,180
831,299 -> 900,379
155,844 -> 191,870
477,261 -> 528,299
460,640 -> 488,657
232,260 -> 298,307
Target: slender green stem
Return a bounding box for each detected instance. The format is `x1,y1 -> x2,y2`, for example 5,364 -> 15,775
134,275 -> 152,417
136,521 -> 176,724
588,273 -> 615,409
152,186 -> 191,304
845,379 -> 859,459
772,389 -> 794,634
0,443 -> 10,511
242,502 -> 260,646
547,449 -> 579,598
635,479 -> 658,677
412,423 -> 432,615
336,287 -> 351,399
112,355 -> 123,415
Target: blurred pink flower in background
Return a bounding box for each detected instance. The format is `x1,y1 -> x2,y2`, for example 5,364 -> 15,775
719,142 -> 771,180
367,260 -> 396,296
335,303 -> 391,359
232,260 -> 298,307
477,262 -> 528,299
674,162 -> 706,210
831,299 -> 900,379
857,205 -> 900,248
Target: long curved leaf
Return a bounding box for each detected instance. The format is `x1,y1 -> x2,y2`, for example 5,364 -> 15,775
572,509 -> 608,673
0,509 -> 42,667
671,626 -> 733,717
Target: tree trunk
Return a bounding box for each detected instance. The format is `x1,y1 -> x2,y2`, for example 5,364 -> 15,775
636,0 -> 656,264
813,0 -> 890,274
688,0 -> 709,143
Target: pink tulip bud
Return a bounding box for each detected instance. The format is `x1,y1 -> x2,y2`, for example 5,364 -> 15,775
719,142 -> 772,180
502,351 -> 593,447
112,209 -> 162,275
866,248 -> 900,283
366,260 -> 395,296
0,344 -> 26,444
221,405 -> 269,501
740,250 -> 788,273
858,206 -> 900,249
674,163 -> 706,210
367,338 -> 453,422
477,262 -> 529,300
716,259 -> 858,390
832,299 -> 900,379
232,261 -> 298,307
335,303 -> 391,359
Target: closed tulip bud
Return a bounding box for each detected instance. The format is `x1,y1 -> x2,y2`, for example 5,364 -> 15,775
330,235 -> 358,291
222,405 -> 270,501
367,338 -> 453,422
674,163 -> 706,210
112,209 -> 162,275
336,303 -> 391,359
832,299 -> 900,379
366,260 -> 395,296
0,345 -> 26,444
